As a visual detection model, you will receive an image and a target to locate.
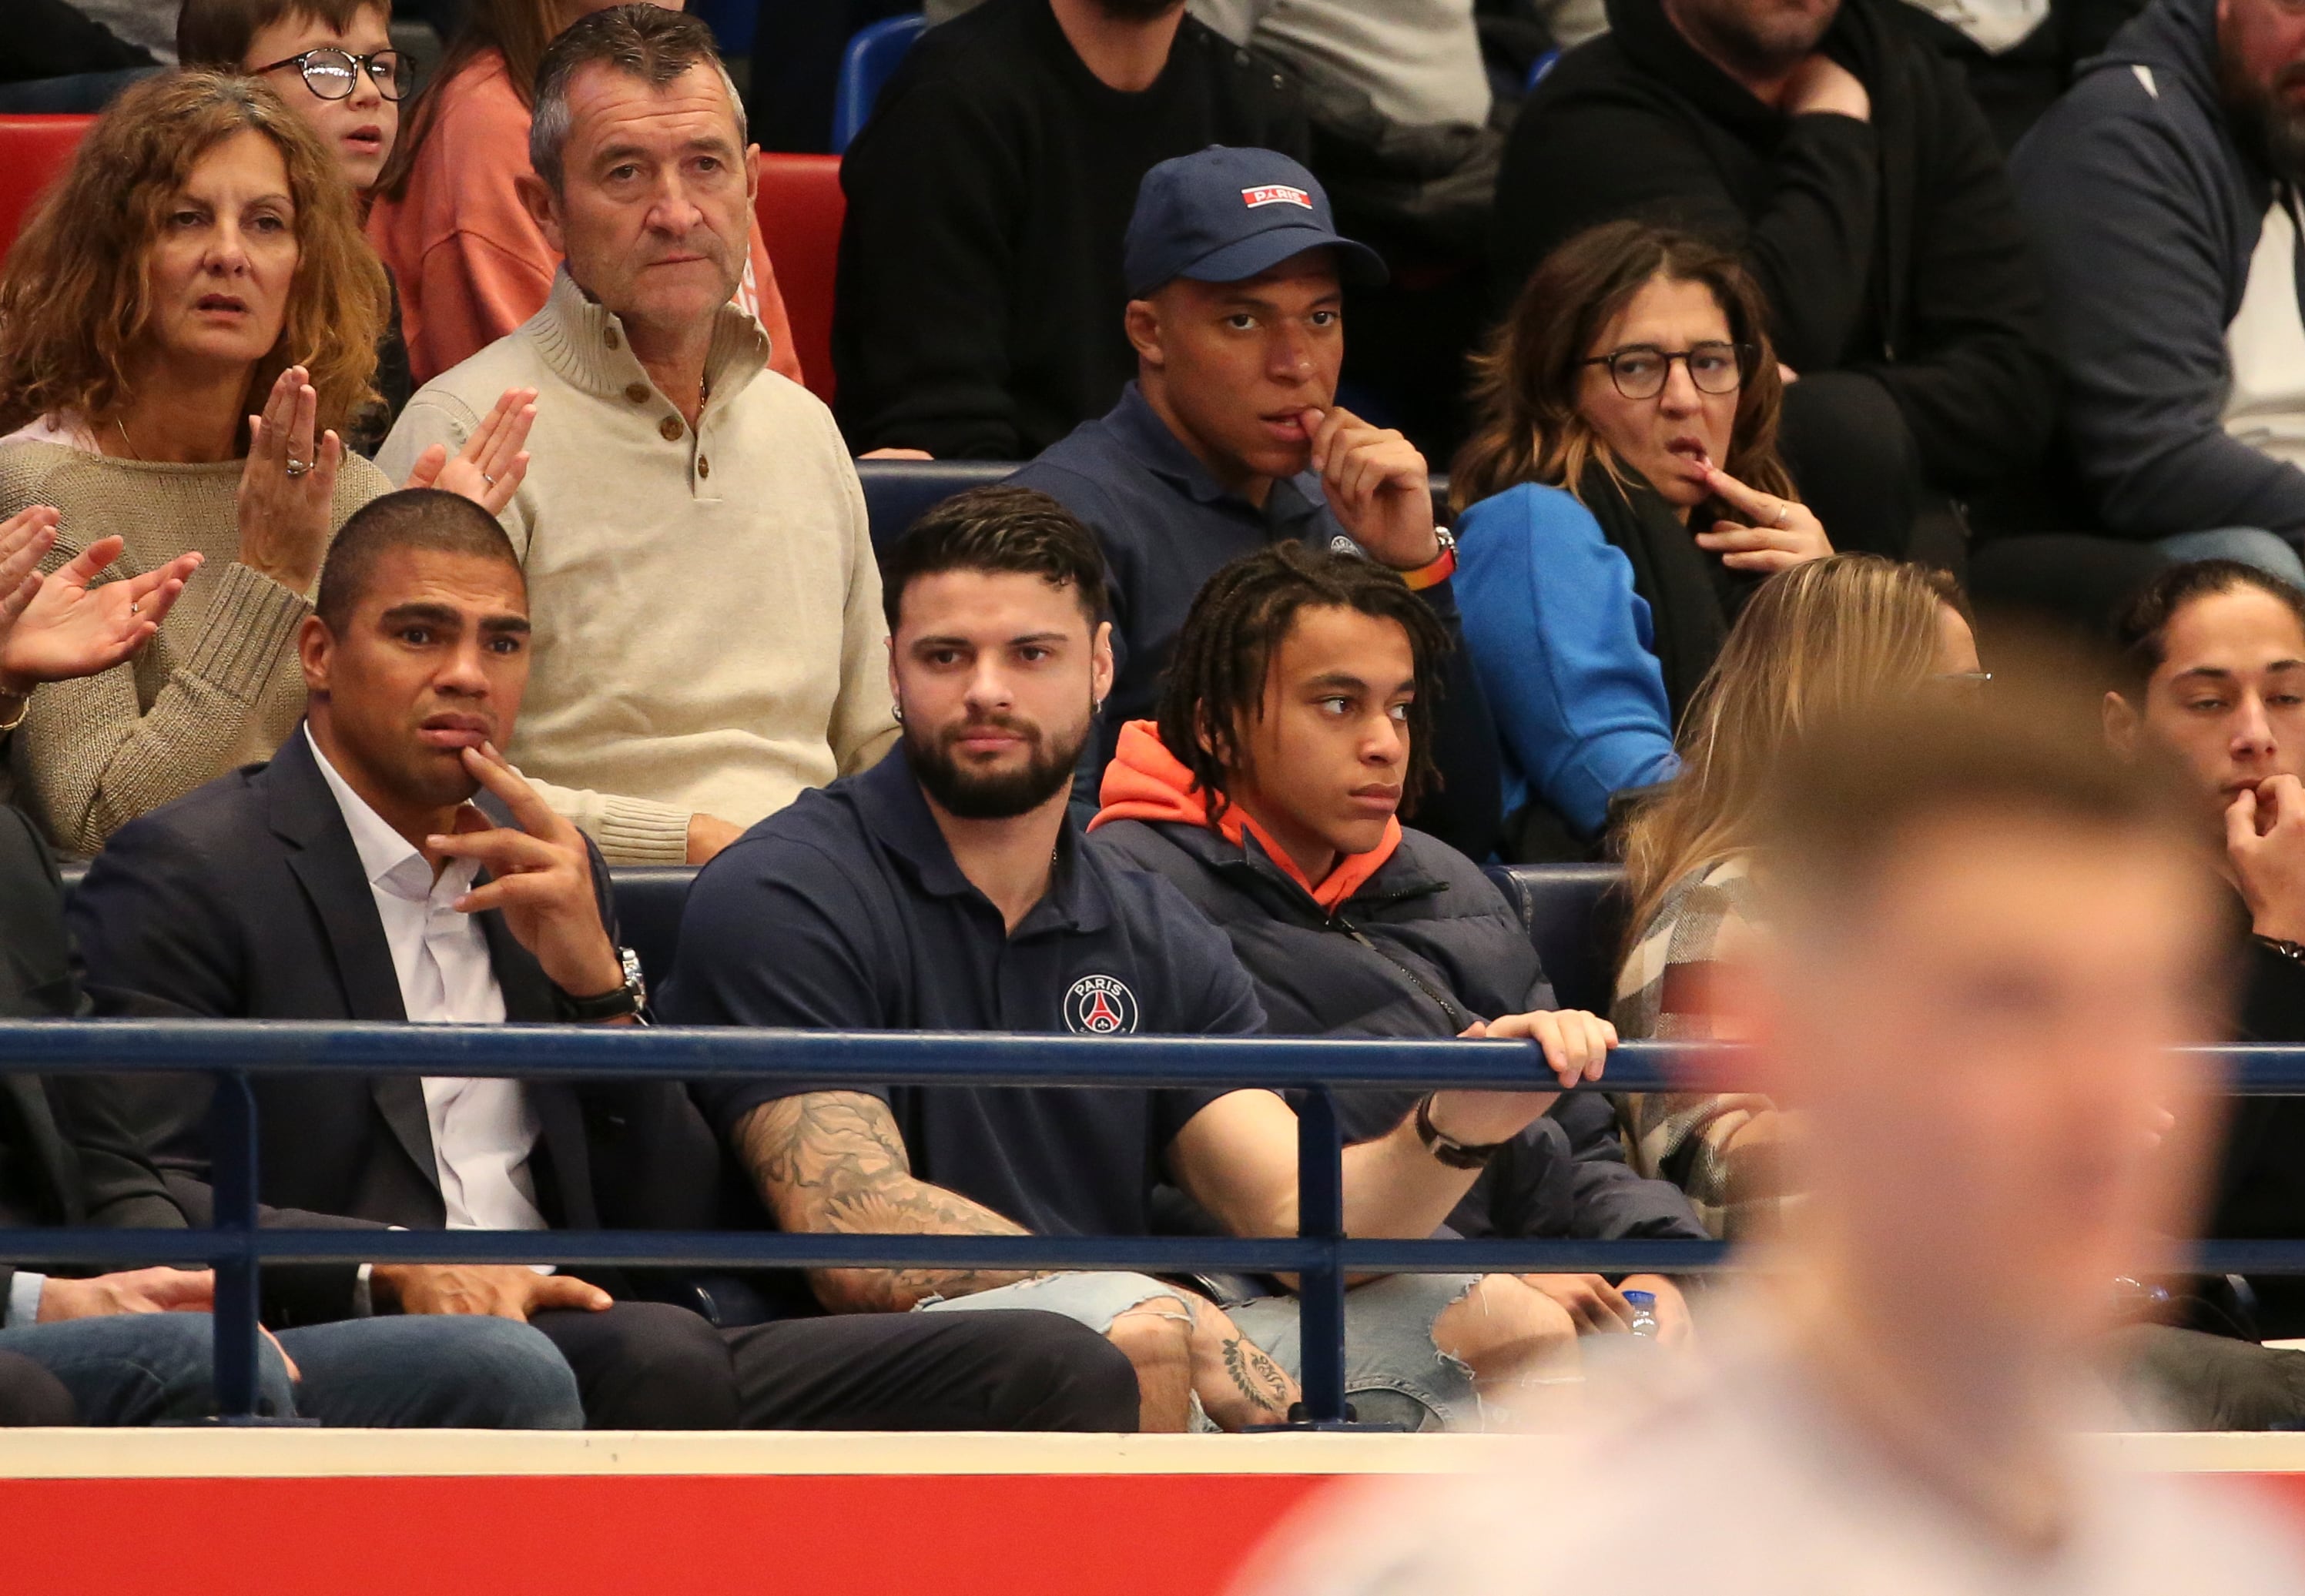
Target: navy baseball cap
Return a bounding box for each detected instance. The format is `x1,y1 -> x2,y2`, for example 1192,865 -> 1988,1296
1122,146 -> 1388,298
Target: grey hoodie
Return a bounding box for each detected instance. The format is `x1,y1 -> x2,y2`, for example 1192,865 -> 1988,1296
2012,0 -> 2305,539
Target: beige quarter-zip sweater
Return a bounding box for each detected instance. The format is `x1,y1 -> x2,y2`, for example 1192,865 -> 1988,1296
0,440 -> 390,855
378,270 -> 897,865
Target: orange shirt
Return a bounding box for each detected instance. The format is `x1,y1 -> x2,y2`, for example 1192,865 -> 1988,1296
367,52 -> 803,389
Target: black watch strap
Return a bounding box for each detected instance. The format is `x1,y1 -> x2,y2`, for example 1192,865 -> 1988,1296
557,946 -> 646,1022
1414,1093 -> 1511,1169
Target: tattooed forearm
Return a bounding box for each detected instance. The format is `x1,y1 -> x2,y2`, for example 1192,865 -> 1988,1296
1221,1336 -> 1293,1417
736,1092 -> 1043,1313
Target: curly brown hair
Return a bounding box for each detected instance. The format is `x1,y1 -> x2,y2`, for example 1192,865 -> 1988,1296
0,69 -> 387,440
1451,219 -> 1794,517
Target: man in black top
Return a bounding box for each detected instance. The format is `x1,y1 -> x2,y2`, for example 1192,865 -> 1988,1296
832,0 -> 1308,460
2106,561 -> 2305,1347
1089,541 -> 1704,1352
1492,0 -> 2055,557
1012,146 -> 1501,857
665,486 -> 1605,1433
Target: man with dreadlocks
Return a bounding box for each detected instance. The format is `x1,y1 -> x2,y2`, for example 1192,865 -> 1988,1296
1092,541 -> 1705,1372
665,487 -> 1600,1433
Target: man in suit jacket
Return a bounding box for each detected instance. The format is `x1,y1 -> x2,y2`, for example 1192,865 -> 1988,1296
69,489 -> 1138,1431
0,504 -> 579,1427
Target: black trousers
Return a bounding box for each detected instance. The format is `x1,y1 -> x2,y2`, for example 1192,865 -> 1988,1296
0,1348 -> 72,1425
533,1302 -> 1139,1431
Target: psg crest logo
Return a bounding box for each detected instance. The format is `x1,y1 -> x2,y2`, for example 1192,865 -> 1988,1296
1063,974 -> 1141,1036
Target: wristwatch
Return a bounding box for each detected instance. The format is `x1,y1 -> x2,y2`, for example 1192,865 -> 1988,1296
1414,1092 -> 1511,1169
558,945 -> 647,1022
1399,527 -> 1458,592
2257,935 -> 2305,968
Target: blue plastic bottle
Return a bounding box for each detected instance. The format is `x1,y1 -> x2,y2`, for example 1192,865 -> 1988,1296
1625,1289 -> 1660,1340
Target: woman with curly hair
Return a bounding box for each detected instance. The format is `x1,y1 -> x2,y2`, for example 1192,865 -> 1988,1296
0,70 -> 531,852
1448,219 -> 1834,860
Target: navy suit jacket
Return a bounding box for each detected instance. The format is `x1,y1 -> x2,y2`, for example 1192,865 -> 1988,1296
62,728 -> 722,1326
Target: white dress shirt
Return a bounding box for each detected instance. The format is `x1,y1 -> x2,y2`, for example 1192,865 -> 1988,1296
307,728 -> 549,1235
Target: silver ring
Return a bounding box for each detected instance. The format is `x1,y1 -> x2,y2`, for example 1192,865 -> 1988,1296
128,600 -> 139,617
481,473 -> 496,488
283,457 -> 314,478
1773,503 -> 1792,528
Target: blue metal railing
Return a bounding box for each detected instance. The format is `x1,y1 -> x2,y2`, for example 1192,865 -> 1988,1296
5,1022 -> 2305,1425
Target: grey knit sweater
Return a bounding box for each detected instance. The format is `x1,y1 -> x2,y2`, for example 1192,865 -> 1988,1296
0,440 -> 389,855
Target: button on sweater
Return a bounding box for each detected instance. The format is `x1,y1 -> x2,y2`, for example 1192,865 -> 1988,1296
378,270 -> 897,865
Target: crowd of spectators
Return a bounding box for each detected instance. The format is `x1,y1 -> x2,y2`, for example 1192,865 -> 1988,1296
3,0 -> 2305,1447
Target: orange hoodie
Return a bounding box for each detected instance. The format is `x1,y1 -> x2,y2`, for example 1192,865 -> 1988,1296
1088,721 -> 1402,915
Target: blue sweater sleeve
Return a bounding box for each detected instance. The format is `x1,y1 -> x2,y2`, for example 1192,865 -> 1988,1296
1453,485 -> 1678,837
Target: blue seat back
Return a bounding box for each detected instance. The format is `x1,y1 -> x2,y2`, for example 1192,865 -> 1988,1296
611,868 -> 698,996
1483,863 -> 1626,1016
856,457 -> 1018,561
54,860 -> 1625,1015
832,12 -> 927,153
687,0 -> 759,59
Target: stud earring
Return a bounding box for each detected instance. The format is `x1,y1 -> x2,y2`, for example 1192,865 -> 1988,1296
892,702 -> 904,724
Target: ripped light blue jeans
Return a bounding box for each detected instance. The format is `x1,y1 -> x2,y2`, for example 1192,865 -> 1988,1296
921,1270 -> 1483,1431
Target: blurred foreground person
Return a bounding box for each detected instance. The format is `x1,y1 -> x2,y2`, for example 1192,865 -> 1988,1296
1241,678 -> 2305,1591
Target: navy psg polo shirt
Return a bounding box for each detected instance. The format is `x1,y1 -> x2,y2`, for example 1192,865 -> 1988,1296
663,748 -> 1266,1240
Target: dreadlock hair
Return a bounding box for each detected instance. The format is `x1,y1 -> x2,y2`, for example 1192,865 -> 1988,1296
1156,541 -> 1452,821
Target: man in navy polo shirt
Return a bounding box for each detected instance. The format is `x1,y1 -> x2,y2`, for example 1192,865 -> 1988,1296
663,486 -> 1607,1433
1009,146 -> 1501,858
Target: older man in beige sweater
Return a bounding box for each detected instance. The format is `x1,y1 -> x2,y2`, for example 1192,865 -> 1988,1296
379,6 -> 894,864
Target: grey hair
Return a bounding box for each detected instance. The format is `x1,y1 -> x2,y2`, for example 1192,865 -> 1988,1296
528,4 -> 748,192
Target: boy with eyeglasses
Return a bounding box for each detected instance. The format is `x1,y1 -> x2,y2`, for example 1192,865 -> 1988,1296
179,0 -> 414,453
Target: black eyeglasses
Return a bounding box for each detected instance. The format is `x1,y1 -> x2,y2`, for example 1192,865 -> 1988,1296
256,47 -> 406,102
1580,341 -> 1751,400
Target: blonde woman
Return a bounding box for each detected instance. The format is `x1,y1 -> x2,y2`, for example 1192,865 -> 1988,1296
1611,554 -> 1980,1237
0,71 -> 531,853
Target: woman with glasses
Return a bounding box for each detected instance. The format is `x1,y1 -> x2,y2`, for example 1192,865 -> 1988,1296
1448,220 -> 1833,859
1611,554 -> 1978,1239
0,72 -> 528,853
179,0 -> 415,455
367,0 -> 803,390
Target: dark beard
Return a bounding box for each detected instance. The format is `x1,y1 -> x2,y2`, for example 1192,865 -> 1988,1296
2221,32 -> 2305,181
1667,0 -> 1834,86
907,710 -> 1090,821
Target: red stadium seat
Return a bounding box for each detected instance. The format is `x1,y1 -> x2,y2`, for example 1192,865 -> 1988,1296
0,115 -> 93,265
755,152 -> 845,408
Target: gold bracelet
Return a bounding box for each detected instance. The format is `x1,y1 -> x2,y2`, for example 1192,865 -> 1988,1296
0,686 -> 28,735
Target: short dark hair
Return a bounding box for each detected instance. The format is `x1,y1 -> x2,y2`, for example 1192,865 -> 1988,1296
879,485 -> 1109,631
315,489 -> 524,631
1155,540 -> 1451,818
2114,559 -> 2305,697
176,0 -> 387,72
1762,661 -> 2186,914
530,5 -> 743,192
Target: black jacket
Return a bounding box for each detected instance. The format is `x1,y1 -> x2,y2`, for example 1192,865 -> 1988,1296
1493,0 -> 2055,495
2217,916 -> 2305,1337
64,730 -> 723,1327
0,803 -> 186,1311
1092,817 -> 1707,1242
831,0 -> 1308,460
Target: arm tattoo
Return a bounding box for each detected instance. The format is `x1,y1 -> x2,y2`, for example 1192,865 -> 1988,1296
1221,1335 -> 1293,1417
737,1092 -> 1042,1313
